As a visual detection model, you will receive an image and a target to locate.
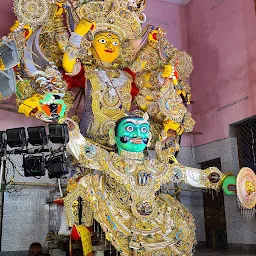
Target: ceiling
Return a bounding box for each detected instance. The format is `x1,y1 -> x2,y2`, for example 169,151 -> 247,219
163,0 -> 191,5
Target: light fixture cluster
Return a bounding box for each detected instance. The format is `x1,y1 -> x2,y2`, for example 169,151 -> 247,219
0,124 -> 69,179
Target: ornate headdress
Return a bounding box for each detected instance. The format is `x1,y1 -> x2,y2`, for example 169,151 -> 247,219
73,0 -> 147,41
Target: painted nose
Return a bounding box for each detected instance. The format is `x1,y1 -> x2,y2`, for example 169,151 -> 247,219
134,127 -> 142,138
106,41 -> 113,49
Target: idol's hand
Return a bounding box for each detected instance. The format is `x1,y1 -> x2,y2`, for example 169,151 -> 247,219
163,119 -> 184,136
148,27 -> 166,43
18,94 -> 43,117
162,64 -> 173,78
10,20 -> 20,32
162,64 -> 178,85
177,89 -> 187,98
75,19 -> 96,37
55,2 -> 65,16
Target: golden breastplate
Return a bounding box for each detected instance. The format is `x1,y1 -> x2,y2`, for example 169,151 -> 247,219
85,69 -> 132,144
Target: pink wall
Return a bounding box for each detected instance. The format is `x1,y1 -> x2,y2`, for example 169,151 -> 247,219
145,0 -> 188,50
0,0 -> 15,37
187,0 -> 256,146
0,0 -> 189,132
145,0 -> 190,146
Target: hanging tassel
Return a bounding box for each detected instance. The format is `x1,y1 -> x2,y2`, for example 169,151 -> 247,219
237,197 -> 256,219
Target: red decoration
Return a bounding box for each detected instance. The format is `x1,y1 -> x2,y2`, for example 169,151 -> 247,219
174,70 -> 179,80
62,67 -> 86,90
71,225 -> 81,241
53,198 -> 64,206
123,68 -> 139,100
152,32 -> 158,41
75,176 -> 82,183
24,30 -> 30,38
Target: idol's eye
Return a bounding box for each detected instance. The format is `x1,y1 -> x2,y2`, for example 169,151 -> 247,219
112,41 -> 119,46
126,126 -> 134,132
98,39 -> 107,44
140,127 -> 148,133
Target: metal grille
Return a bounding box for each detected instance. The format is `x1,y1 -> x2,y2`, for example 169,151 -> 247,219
236,117 -> 256,171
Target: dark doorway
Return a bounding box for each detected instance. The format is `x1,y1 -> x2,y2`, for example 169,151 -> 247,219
201,158 -> 227,249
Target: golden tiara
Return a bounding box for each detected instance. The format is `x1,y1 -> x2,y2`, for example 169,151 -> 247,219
73,0 -> 147,41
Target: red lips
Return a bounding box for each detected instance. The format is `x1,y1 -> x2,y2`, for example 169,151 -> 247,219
131,138 -> 143,144
104,49 -> 114,53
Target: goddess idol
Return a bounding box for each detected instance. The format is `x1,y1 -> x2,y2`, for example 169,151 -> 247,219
0,0 -> 195,154
0,0 -> 241,255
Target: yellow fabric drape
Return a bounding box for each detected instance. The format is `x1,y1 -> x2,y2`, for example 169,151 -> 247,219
76,225 -> 93,256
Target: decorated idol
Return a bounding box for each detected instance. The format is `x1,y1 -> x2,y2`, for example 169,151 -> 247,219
0,1 -> 255,255
0,0 -> 196,155
64,115 -> 236,256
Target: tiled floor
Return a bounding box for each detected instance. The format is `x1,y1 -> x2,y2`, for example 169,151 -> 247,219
194,249 -> 256,255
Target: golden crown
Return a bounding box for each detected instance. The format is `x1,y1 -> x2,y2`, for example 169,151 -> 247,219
73,0 -> 147,41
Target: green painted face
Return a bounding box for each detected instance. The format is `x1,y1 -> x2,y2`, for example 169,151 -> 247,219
115,117 -> 150,153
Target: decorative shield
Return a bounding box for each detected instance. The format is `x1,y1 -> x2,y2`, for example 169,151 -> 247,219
13,0 -> 52,27
237,167 -> 256,209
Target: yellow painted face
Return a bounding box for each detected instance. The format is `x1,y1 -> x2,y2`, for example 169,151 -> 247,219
92,32 -> 120,63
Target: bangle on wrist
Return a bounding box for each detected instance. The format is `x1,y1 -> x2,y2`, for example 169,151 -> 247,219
69,32 -> 83,47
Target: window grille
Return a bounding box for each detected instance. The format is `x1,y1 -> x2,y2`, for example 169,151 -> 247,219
236,117 -> 256,172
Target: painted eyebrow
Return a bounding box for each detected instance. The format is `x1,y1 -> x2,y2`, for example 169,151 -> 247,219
122,121 -> 149,126
123,121 -> 136,126
96,35 -> 119,41
96,35 -> 108,40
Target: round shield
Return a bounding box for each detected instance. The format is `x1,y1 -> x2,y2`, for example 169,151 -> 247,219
13,0 -> 52,27
237,167 -> 256,209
